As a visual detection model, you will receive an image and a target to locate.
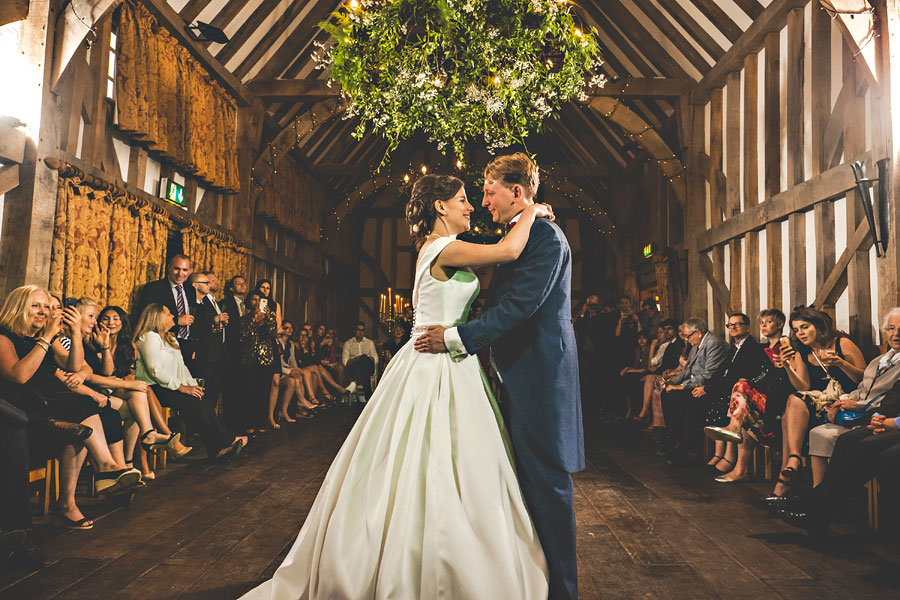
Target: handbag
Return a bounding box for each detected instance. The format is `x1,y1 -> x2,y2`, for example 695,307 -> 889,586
833,391 -> 881,428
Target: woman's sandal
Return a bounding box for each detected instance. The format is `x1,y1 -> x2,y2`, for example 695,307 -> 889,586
715,457 -> 735,473
763,454 -> 802,508
140,430 -> 178,453
296,408 -> 314,419
53,510 -> 93,530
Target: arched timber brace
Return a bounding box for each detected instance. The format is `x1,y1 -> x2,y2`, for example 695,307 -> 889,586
586,97 -> 685,203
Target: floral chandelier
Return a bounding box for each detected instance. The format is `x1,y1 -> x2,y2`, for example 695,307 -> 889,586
316,0 -> 605,160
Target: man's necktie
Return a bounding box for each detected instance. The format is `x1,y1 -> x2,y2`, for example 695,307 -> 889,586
175,284 -> 188,338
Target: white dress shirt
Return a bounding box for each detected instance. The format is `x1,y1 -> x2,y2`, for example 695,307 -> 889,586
342,336 -> 378,366
135,331 -> 197,390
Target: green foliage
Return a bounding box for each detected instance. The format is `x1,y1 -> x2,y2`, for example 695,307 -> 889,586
316,0 -> 605,162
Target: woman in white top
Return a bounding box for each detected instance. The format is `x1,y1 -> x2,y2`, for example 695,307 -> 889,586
134,304 -> 245,460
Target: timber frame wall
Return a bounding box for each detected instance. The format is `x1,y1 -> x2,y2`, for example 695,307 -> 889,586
680,0 -> 900,355
0,2 -> 360,330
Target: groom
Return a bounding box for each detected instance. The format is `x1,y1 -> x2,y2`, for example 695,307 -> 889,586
414,153 -> 584,599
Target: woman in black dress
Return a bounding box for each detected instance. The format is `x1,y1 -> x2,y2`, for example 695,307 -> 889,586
0,286 -> 140,529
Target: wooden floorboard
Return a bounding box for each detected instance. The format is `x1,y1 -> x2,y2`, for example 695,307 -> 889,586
2,406 -> 899,599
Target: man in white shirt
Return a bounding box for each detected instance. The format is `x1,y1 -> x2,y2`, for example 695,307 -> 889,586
343,321 -> 378,399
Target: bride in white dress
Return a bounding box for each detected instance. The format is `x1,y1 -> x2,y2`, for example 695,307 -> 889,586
241,174 -> 553,599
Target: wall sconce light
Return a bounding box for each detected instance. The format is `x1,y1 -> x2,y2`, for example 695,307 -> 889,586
850,159 -> 889,257
186,22 -> 230,44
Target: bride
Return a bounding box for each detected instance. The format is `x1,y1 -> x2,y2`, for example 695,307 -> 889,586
240,174 -> 554,599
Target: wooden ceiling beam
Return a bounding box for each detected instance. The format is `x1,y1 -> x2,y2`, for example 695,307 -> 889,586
0,0 -> 28,27
629,0 -> 712,75
595,2 -> 690,79
654,0 -> 725,63
312,162 -> 621,178
141,0 -> 253,105
253,0 -> 340,82
213,0 -> 283,66
208,0 -> 254,34
233,0 -> 311,81
249,77 -> 691,101
690,0 -> 744,43
692,0 -> 808,104
179,0 -> 215,26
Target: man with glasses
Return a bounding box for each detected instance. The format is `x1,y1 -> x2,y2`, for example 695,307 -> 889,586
659,317 -> 729,466
191,272 -> 228,413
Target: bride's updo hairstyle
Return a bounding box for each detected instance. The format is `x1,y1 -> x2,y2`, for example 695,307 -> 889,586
405,174 -> 464,246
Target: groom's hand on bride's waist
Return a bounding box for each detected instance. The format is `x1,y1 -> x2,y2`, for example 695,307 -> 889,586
414,325 -> 447,353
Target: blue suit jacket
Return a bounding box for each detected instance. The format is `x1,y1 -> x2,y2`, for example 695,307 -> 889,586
457,219 -> 584,473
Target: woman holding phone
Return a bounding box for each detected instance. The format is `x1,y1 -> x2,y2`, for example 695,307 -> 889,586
240,291 -> 280,433
253,280 -> 281,330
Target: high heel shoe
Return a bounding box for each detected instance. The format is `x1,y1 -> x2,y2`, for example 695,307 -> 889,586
53,509 -> 93,530
140,430 -> 178,453
704,425 -> 743,443
763,453 -> 803,509
94,467 -> 142,495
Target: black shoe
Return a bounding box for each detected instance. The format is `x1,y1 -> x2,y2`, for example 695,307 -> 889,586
777,507 -> 827,535
0,530 -> 26,569
762,493 -> 796,511
8,536 -> 48,572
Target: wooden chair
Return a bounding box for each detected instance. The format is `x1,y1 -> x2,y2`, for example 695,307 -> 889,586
865,477 -> 880,531
148,406 -> 171,471
27,458 -> 56,516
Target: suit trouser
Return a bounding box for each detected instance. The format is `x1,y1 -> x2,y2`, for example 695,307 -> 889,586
810,426 -> 900,527
661,389 -> 710,455
151,385 -> 233,457
0,421 -> 31,531
345,356 -> 375,395
503,388 -> 578,600
193,359 -> 226,416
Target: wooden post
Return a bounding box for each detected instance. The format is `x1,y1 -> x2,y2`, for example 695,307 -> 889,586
876,0 -> 900,322
685,104 -> 708,320
0,1 -> 62,295
709,89 -> 725,226
744,53 -> 761,320
764,32 -> 783,312
843,42 -> 873,349
786,8 -> 806,309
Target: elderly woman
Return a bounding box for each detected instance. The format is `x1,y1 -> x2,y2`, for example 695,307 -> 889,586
765,307 -> 866,506
0,286 -> 140,530
805,308 -> 900,485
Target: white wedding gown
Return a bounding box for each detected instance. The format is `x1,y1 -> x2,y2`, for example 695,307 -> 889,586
241,237 -> 548,599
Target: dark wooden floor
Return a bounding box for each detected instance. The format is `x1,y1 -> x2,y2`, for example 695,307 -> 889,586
2,405 -> 899,599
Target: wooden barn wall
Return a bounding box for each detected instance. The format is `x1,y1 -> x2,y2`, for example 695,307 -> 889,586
0,7 -> 358,331
604,161 -> 685,311
683,1 -> 899,357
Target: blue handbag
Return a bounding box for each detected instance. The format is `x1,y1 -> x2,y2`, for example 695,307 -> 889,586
833,392 -> 883,428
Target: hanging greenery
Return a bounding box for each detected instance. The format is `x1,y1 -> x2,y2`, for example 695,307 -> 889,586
316,0 -> 605,161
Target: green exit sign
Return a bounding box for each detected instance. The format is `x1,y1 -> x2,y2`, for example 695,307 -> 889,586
643,243 -> 655,259
160,178 -> 186,209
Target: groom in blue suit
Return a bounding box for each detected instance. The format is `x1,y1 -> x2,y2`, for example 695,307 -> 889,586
415,153 -> 584,599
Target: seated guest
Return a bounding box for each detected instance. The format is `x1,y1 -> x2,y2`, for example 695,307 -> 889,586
342,321 -> 378,399
316,329 -> 344,385
313,322 -> 327,347
649,324 -> 693,434
634,319 -> 682,423
134,304 -> 245,460
253,279 -> 282,329
298,328 -> 345,403
382,323 -> 407,365
134,254 -> 197,370
277,321 -> 315,420
0,286 -> 140,529
658,317 -> 730,466
75,299 -> 180,480
702,309 -> 795,479
806,307 -> 900,483
190,272 -> 229,414
781,378 -> 900,534
97,306 -> 191,478
698,313 -> 770,480
239,291 -> 280,433
765,306 -> 866,505
620,330 -> 652,418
